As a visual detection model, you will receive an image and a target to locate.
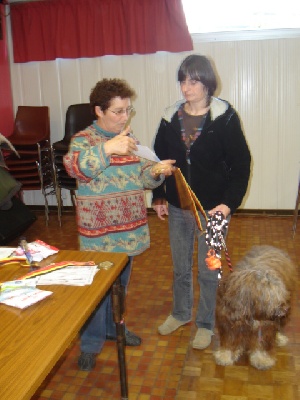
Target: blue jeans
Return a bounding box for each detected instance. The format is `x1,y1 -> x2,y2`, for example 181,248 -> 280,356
168,204 -> 229,331
80,257 -> 133,353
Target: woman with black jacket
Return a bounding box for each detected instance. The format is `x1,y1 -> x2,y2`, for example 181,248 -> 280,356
152,54 -> 251,350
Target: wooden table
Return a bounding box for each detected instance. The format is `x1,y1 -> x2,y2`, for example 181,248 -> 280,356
0,250 -> 129,400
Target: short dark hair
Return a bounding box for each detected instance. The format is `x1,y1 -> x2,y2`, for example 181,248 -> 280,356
177,54 -> 217,98
89,78 -> 136,117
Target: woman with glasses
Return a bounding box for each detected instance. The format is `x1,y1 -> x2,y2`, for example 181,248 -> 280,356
152,54 -> 251,350
64,78 -> 175,371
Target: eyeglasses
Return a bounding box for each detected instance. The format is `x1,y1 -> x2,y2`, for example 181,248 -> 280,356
108,106 -> 135,117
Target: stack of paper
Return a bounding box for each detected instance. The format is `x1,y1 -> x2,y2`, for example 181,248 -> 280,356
30,265 -> 99,286
0,248 -> 21,260
14,240 -> 59,262
0,240 -> 59,266
0,279 -> 52,309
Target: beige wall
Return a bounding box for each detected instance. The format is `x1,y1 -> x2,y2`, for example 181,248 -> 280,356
6,21 -> 300,210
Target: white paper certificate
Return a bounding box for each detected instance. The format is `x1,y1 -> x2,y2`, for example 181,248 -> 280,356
133,145 -> 160,162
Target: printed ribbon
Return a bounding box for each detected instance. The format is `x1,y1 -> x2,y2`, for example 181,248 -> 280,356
18,261 -> 96,280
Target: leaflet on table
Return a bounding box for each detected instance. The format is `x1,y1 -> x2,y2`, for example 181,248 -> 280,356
0,247 -> 27,266
19,260 -> 99,284
28,264 -> 99,286
0,279 -> 52,309
0,248 -> 18,259
12,240 -> 59,262
0,263 -> 99,308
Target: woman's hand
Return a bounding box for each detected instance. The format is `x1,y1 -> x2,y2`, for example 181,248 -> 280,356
151,160 -> 176,178
104,126 -> 138,156
152,198 -> 169,220
208,204 -> 231,218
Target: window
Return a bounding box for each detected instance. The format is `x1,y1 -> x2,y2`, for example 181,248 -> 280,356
182,0 -> 300,33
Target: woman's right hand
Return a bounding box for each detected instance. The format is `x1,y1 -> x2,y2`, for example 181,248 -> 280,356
104,126 -> 138,156
152,198 -> 169,220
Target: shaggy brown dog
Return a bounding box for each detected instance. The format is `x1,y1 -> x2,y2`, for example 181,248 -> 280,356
214,245 -> 296,370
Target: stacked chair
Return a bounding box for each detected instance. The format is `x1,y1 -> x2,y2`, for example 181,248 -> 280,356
4,106 -> 55,224
51,103 -> 94,225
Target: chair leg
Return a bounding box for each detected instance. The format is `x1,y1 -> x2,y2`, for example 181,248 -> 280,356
70,190 -> 76,209
37,144 -> 56,226
56,186 -> 63,226
36,159 -> 50,226
57,188 -> 76,226
50,146 -> 63,226
55,187 -> 75,226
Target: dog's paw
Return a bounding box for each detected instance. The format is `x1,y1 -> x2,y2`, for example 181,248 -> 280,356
249,350 -> 276,370
276,332 -> 288,347
214,349 -> 235,366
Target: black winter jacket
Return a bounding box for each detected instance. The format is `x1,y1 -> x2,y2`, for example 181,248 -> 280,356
152,98 -> 251,214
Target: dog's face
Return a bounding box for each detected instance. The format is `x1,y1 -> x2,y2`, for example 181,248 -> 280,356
253,269 -> 290,319
269,298 -> 291,319
218,268 -> 291,322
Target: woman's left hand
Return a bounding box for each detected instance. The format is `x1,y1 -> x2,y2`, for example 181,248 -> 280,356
151,160 -> 176,178
208,204 -> 231,218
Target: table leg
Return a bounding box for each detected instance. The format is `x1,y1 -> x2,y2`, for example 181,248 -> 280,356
112,277 -> 128,400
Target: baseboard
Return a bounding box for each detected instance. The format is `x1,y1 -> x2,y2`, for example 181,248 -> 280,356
147,208 -> 298,217
26,205 -> 299,218
28,205 -> 75,214
234,209 -> 299,217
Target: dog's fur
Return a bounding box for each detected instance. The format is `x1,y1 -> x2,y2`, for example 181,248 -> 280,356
214,245 -> 296,370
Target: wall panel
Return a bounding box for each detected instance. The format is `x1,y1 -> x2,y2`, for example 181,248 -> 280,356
6,18 -> 300,210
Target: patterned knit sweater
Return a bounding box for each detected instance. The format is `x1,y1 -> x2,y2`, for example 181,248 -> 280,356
63,122 -> 164,256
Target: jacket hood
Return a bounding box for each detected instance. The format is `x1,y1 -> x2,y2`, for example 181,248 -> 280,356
163,97 -> 229,123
